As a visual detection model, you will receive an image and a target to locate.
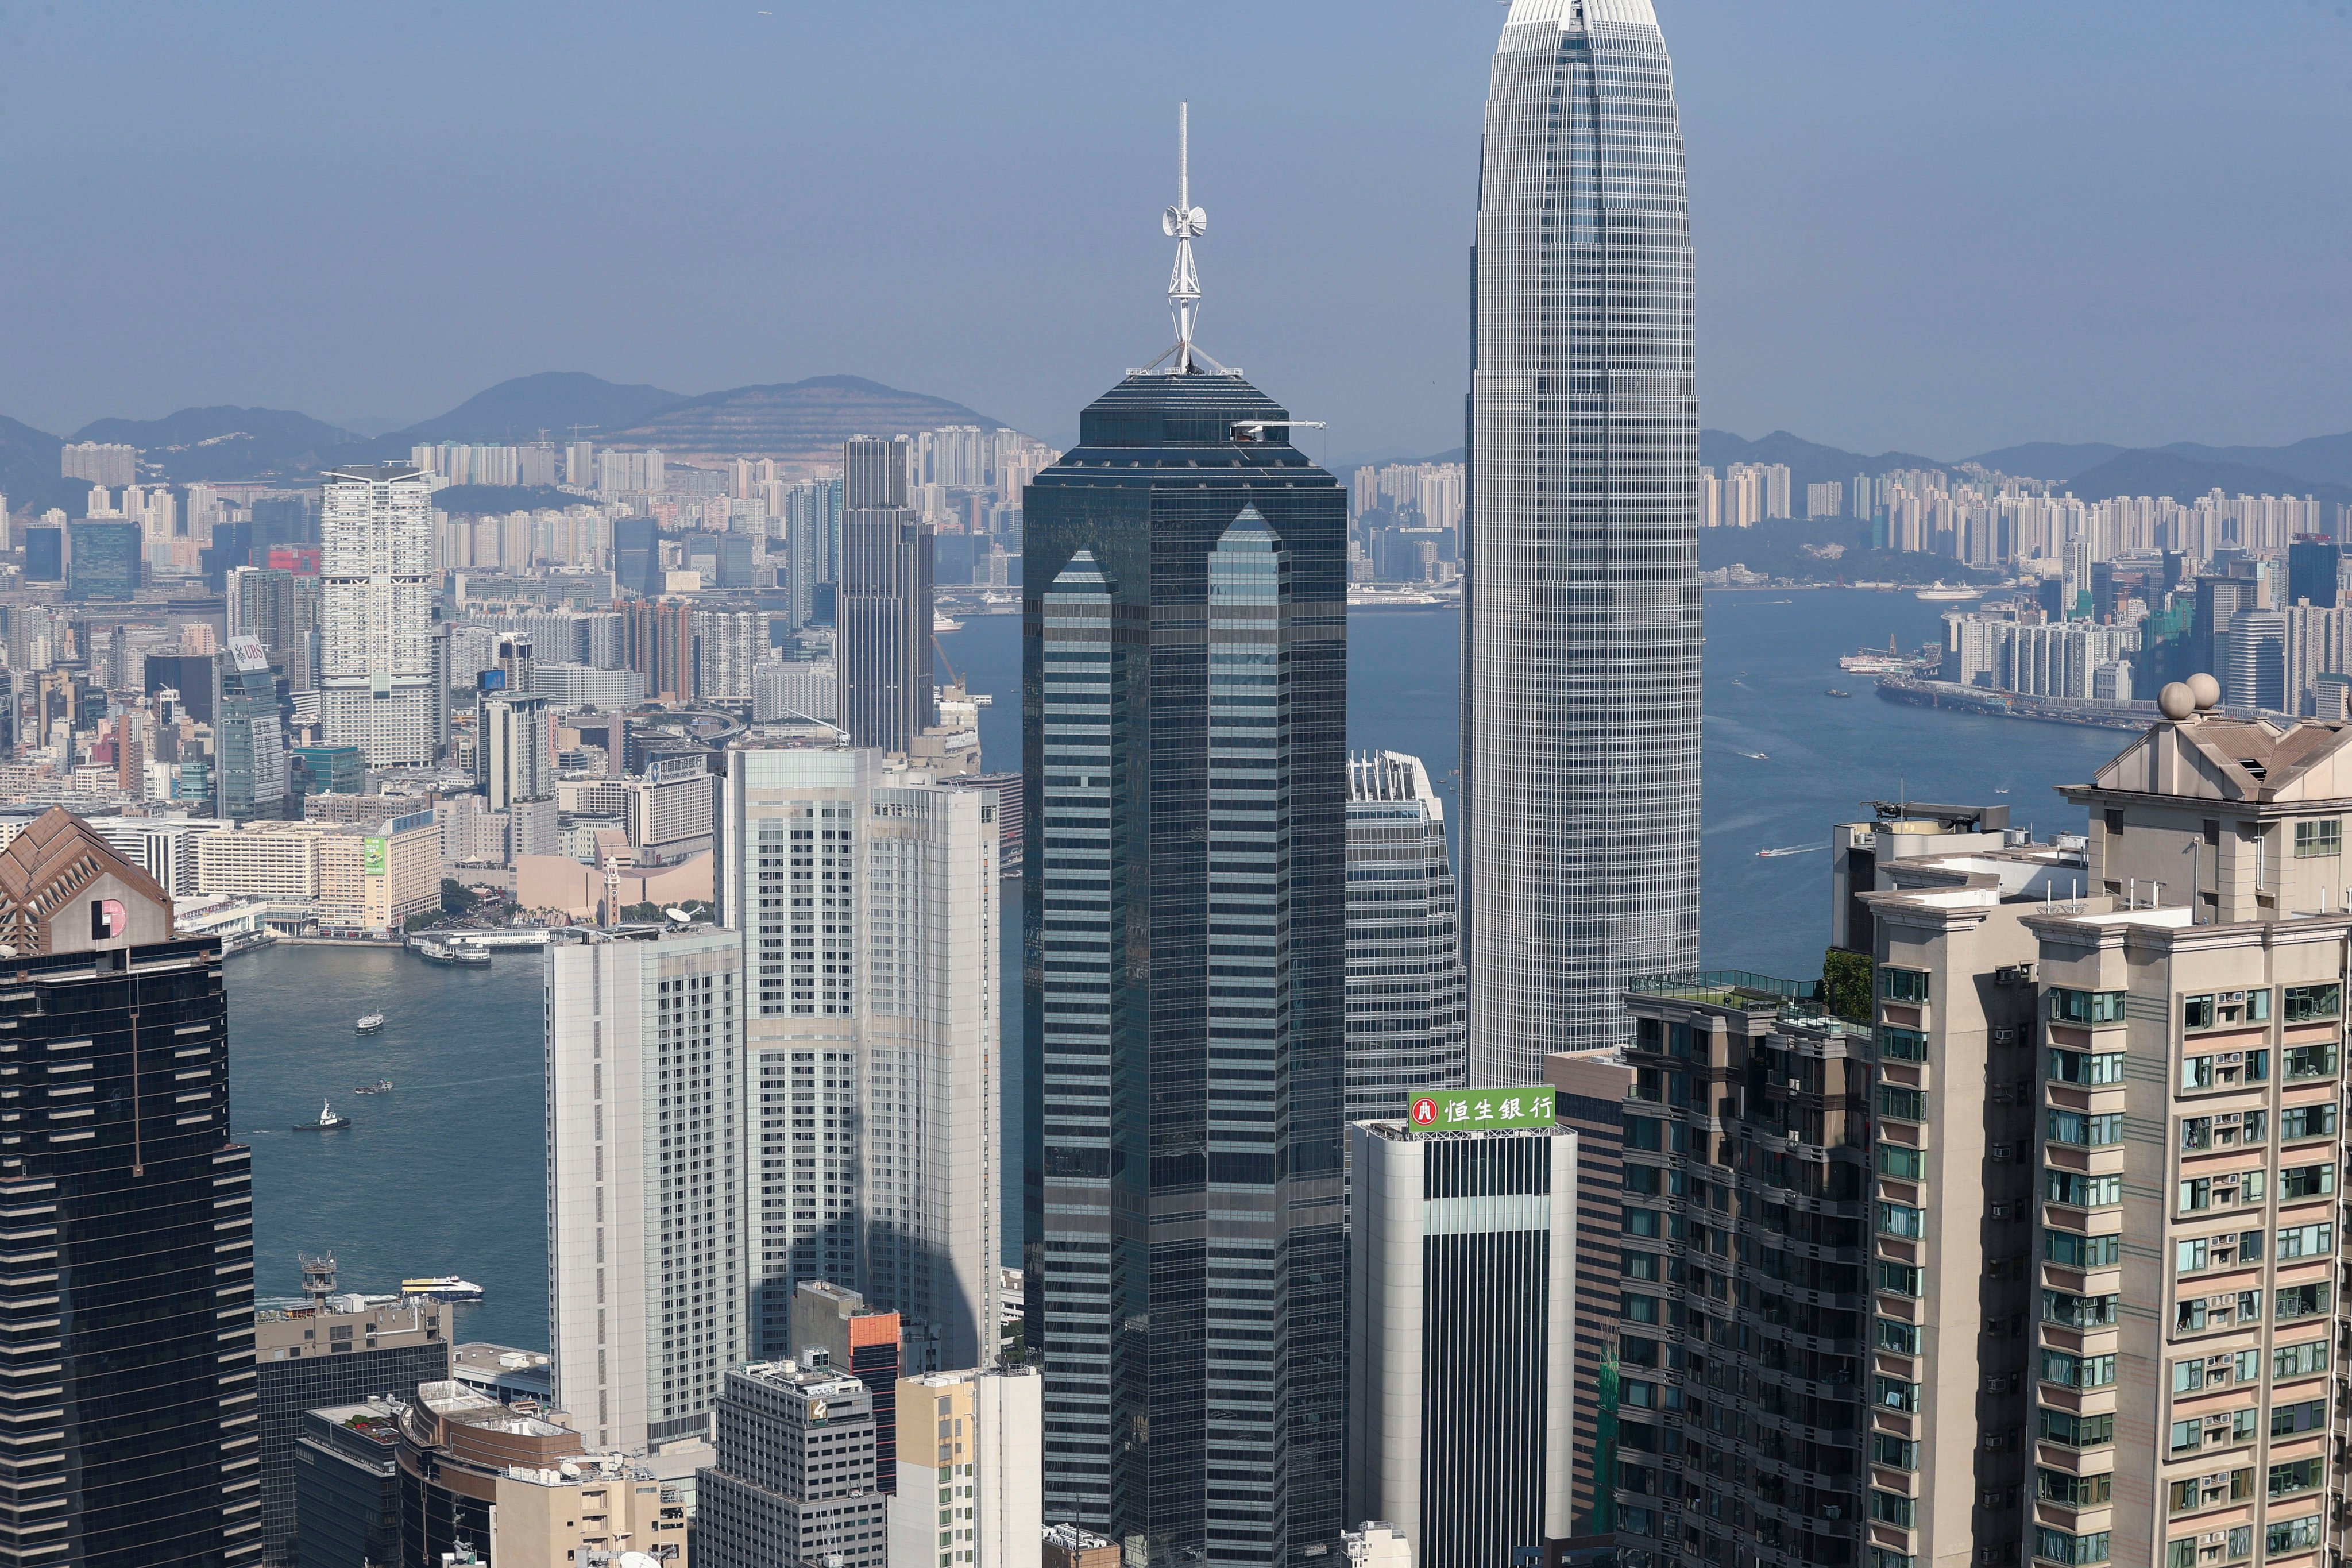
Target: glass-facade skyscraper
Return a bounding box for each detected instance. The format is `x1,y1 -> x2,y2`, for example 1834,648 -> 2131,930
839,436 -> 935,754
1464,0 -> 1701,1077
1023,373 -> 1347,1567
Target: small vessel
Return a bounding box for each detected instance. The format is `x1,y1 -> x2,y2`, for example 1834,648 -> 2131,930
354,1014 -> 385,1033
1758,844 -> 1825,859
401,1276 -> 486,1302
1825,688 -> 1852,698
353,1079 -> 393,1095
1740,750 -> 1770,762
293,1099 -> 350,1132
1995,787 -> 2011,794
933,613 -> 965,634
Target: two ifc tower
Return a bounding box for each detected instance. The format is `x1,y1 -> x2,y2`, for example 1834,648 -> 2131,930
1020,24 -> 1702,1561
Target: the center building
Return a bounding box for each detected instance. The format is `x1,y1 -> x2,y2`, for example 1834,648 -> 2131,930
1022,372 -> 1349,1564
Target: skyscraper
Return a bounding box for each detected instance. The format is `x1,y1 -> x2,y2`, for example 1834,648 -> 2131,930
1022,107 -> 1347,1566
215,636 -> 290,822
65,519 -> 140,601
1464,0 -> 1702,1077
1347,1111 -> 1581,1568
546,925 -> 746,1454
320,463 -> 437,765
839,437 -> 935,754
0,808 -> 260,1567
1344,750 -> 1465,1125
715,747 -> 1002,1368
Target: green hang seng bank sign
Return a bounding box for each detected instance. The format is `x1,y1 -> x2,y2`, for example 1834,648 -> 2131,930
1407,1086 -> 1557,1133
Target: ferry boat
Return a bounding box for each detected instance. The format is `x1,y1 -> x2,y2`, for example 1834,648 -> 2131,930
1914,586 -> 1984,603
401,1276 -> 486,1302
354,1014 -> 385,1033
293,1099 -> 350,1132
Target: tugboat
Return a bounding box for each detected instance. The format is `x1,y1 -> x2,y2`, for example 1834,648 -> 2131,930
353,1079 -> 393,1095
355,1014 -> 385,1033
293,1099 -> 350,1131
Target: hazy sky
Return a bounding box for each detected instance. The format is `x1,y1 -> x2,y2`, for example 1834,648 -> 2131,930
5,2 -> 2350,461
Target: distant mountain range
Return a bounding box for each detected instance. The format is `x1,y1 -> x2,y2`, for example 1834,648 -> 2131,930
1702,429 -> 2352,512
9,369 -> 2351,519
0,372 -> 1013,514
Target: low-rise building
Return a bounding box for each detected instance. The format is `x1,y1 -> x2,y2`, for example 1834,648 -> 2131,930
393,1380 -> 690,1566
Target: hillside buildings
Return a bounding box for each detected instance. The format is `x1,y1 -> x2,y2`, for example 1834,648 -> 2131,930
1465,0 -> 1702,1072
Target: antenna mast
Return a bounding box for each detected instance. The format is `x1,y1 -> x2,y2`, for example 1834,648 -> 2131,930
1146,101 -> 1226,375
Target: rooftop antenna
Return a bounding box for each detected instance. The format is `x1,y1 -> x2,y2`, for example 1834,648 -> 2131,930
1143,102 -> 1229,376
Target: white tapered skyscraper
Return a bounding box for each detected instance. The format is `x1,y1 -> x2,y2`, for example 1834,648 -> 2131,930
1463,0 -> 1701,1079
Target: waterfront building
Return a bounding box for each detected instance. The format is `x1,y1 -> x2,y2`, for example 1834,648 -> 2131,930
715,747 -> 1002,1369
1609,975 -> 1879,1568
253,1275 -> 449,1568
791,1282 -> 902,1491
1345,750 -> 1465,1125
694,1361 -> 885,1568
839,437 -> 935,753
1941,611 -> 2140,701
320,464 -> 437,764
0,808 -> 260,1566
215,636 -> 291,822
546,925 -> 746,1454
887,1364 -> 1043,1568
1465,0 -> 1703,1076
393,1380 -> 690,1567
1346,1112 -> 1580,1568
1021,125 -> 1349,1558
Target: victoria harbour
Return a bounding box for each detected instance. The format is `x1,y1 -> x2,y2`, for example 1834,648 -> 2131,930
232,587 -> 2124,1351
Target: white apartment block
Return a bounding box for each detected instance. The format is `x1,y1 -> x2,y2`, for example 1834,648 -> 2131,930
1944,611 -> 2141,701
719,747 -> 1002,1370
1808,480 -> 1844,520
321,464 -> 438,765
547,926 -> 747,1454
887,1364 -> 1043,1568
1852,690 -> 2352,1568
694,609 -> 770,704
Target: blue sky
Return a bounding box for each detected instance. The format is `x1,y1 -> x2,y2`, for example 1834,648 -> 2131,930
4,2 -> 2349,459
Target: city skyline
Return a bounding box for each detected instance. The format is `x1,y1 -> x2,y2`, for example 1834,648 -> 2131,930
0,5 -> 2344,458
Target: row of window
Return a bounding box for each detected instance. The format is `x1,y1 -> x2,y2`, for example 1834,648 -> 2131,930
2173,1222 -> 2334,1274
2172,1338 -> 2330,1393
2175,1281 -> 2332,1333
2161,1518 -> 2320,1568
2182,1101 -> 2336,1150
2165,1399 -> 2327,1458
1879,973 -> 2343,1030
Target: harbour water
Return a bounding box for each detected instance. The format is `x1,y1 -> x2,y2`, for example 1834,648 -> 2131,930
231,587 -> 2129,1350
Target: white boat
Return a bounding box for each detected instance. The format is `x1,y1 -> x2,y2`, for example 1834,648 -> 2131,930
933,613 -> 965,634
1914,586 -> 1983,603
1739,750 -> 1770,762
1757,843 -> 1824,859
354,1013 -> 385,1033
293,1099 -> 350,1132
401,1276 -> 486,1302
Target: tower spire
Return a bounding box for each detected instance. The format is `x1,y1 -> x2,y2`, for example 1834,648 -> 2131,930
1154,101 -> 1219,374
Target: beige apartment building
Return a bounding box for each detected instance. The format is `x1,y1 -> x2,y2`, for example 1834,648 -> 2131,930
1853,684 -> 2352,1568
